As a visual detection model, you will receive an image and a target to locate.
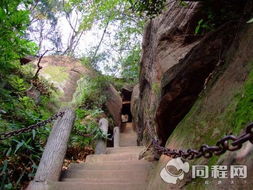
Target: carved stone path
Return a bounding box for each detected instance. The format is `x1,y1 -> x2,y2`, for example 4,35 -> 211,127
49,123 -> 154,190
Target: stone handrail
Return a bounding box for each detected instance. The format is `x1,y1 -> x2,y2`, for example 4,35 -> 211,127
95,118 -> 109,154
27,108 -> 76,190
113,126 -> 120,147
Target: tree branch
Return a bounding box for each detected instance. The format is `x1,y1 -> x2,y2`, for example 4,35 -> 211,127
33,49 -> 53,79
90,21 -> 110,65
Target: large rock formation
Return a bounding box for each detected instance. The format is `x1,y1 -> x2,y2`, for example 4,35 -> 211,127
136,1 -> 201,145
30,55 -> 92,103
133,0 -> 253,189
135,0 -> 251,145
147,22 -> 253,190
105,84 -> 122,127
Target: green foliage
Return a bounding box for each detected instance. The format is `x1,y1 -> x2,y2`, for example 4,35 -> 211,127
120,45 -> 141,82
194,18 -> 214,35
72,75 -> 109,108
0,0 -> 37,72
128,0 -> 167,17
0,90 -> 53,188
71,74 -> 108,147
8,75 -> 27,92
65,0 -> 144,78
0,1 -> 59,189
231,68 -> 253,134
70,75 -> 114,148
70,72 -> 120,149
70,107 -> 106,148
0,66 -> 56,189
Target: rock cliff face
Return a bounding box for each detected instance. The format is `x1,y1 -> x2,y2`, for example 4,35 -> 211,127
134,0 -> 251,144
136,1 -> 201,145
132,0 -> 253,189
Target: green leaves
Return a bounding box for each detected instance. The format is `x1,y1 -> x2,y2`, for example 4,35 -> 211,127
0,0 -> 37,72
129,0 -> 167,17
120,45 -> 140,82
194,18 -> 215,35
14,140 -> 25,154
0,1 -> 55,189
8,75 -> 26,92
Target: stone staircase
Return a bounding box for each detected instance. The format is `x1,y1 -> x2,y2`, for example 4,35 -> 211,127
49,123 -> 154,190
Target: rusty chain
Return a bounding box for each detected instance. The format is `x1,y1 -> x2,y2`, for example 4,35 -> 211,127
0,112 -> 65,141
150,122 -> 253,160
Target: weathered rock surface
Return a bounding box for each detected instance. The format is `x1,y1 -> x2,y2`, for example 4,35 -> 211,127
136,0 -> 250,145
134,0 -> 253,189
137,0 -> 201,145
105,84 -> 122,127
147,20 -> 253,190
131,84 -> 140,141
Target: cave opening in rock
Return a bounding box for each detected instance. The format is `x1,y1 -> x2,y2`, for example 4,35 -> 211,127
121,102 -> 132,123
121,87 -> 133,124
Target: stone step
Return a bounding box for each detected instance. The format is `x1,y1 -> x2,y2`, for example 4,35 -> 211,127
61,169 -> 149,180
120,137 -> 137,143
85,153 -> 139,163
106,146 -> 144,154
63,167 -> 149,178
119,136 -> 138,147
49,182 -> 147,190
67,161 -> 153,171
62,177 -> 147,183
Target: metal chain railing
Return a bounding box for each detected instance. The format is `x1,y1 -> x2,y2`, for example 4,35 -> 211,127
0,112 -> 65,141
147,122 -> 253,160
0,110 -> 111,142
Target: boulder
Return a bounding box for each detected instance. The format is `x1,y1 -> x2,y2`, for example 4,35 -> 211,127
105,84 -> 122,127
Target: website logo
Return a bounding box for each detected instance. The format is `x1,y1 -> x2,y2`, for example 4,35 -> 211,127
160,158 -> 190,184
160,158 -> 247,185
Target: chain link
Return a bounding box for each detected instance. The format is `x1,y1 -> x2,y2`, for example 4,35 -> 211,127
0,112 -> 65,141
149,122 -> 253,160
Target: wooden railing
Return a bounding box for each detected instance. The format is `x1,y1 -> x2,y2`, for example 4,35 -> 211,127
27,108 -> 75,190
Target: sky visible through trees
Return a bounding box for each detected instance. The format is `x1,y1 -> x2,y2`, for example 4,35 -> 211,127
26,0 -> 145,77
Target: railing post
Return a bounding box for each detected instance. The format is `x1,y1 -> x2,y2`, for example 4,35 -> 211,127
95,118 -> 108,154
27,108 -> 75,190
113,126 -> 120,147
